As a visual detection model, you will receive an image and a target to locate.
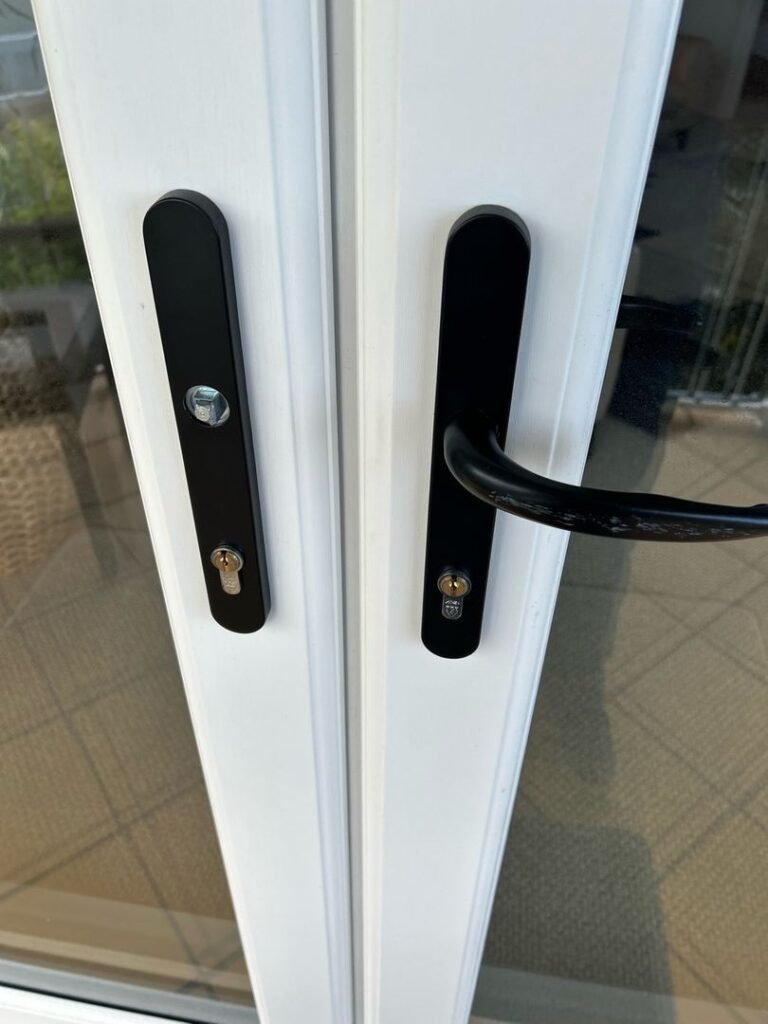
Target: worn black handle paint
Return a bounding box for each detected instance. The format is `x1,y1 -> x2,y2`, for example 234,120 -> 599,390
143,190 -> 269,633
446,413 -> 768,542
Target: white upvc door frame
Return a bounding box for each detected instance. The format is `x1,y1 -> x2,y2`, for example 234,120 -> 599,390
331,1 -> 682,1021
0,987 -> 186,1024
23,3 -> 352,1024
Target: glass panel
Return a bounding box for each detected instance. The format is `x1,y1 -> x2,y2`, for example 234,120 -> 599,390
472,2 -> 768,1022
0,3 -> 254,1018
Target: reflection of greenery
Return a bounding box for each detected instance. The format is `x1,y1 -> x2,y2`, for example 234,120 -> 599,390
0,113 -> 88,287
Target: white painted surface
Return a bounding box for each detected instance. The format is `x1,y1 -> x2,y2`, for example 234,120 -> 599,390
0,959 -> 253,1024
31,3 -> 350,1024
0,988 -> 171,1024
335,1 -> 682,1021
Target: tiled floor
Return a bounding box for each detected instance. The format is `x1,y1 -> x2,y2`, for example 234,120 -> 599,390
482,403 -> 768,1017
0,366 -> 251,1005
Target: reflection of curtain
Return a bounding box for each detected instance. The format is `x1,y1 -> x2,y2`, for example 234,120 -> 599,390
708,127 -> 768,397
647,99 -> 768,400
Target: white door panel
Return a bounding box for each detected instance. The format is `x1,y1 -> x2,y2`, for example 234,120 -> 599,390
331,1 -> 681,1020
3,2 -> 352,1022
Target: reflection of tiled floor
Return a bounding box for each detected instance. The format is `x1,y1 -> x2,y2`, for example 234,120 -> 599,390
481,405 -> 768,1016
0,371 -> 252,1006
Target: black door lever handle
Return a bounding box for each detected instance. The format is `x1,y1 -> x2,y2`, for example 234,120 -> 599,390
421,205 -> 762,659
445,412 -> 768,543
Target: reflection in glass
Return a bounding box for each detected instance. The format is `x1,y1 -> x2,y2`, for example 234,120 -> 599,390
473,3 -> 768,1022
0,3 -> 254,1017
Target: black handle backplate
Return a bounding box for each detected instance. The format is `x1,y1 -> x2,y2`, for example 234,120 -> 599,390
421,207 -> 531,659
144,190 -> 270,633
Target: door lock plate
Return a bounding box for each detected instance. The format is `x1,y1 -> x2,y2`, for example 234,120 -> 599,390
421,207 -> 530,658
144,191 -> 270,633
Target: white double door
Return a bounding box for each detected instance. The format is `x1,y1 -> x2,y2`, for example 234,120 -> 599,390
12,1 -> 768,1023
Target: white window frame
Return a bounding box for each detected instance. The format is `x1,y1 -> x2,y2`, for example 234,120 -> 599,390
1,987 -> 171,1024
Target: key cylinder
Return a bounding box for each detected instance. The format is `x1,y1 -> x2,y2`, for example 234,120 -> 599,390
211,545 -> 244,596
437,570 -> 471,620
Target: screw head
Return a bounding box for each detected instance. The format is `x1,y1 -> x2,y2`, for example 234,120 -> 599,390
185,385 -> 230,427
437,571 -> 471,599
